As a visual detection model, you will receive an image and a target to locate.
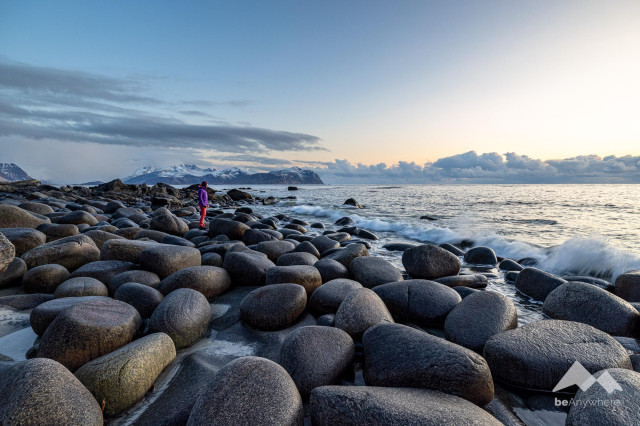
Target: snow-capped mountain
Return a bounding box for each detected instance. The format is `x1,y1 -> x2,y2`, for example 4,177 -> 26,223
0,163 -> 33,182
124,164 -> 323,185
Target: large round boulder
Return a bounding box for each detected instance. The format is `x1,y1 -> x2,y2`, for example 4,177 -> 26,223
435,274 -> 488,289
21,234 -> 100,272
23,264 -> 70,293
114,282 -> 164,318
139,244 -> 201,279
0,358 -> 103,425
483,320 -> 632,391
223,251 -> 275,286
372,280 -> 461,326
402,244 -> 461,279
323,243 -> 369,268
69,260 -> 135,284
310,235 -> 340,254
280,326 -> 354,398
156,266 -> 231,299
57,210 -> 98,226
363,323 -> 494,406
308,279 -> 362,315
187,356 -> 303,426
37,298 -> 142,371
543,281 -> 640,337
0,257 -> 27,288
149,288 -> 211,349
266,265 -> 322,295
463,246 -> 498,265
310,386 -> 502,426
314,258 -> 349,283
0,232 -> 15,273
100,239 -> 158,263
53,277 -> 109,299
239,284 -> 307,330
75,333 -> 176,416
615,270 -> 640,302
293,241 -> 321,258
335,287 -> 394,339
444,291 -> 518,352
107,269 -> 160,295
0,227 -> 46,256
514,267 -> 567,301
150,213 -> 189,236
254,240 -> 296,263
0,204 -> 51,228
30,296 -> 109,336
19,201 -> 54,215
349,256 -> 403,288
82,229 -> 125,250
208,218 -> 250,241
277,252 -> 318,266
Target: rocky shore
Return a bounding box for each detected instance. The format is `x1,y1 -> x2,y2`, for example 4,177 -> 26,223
1,178 -> 640,425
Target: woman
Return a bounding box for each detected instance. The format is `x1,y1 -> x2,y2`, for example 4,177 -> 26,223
198,181 -> 208,229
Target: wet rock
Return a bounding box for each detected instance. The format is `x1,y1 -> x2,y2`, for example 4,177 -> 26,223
30,296 -> 109,336
308,279 -> 363,315
505,271 -> 519,282
58,210 -> 98,226
83,229 -> 125,250
150,213 -> 189,236
0,227 -> 46,256
335,288 -> 393,339
326,232 -> 351,243
277,252 -> 318,266
0,232 -> 15,273
19,201 -> 54,215
100,238 -> 158,263
310,386 -> 502,426
107,269 -> 160,295
0,204 -> 51,228
435,274 -> 488,289
499,259 -> 524,271
515,267 -> 567,301
0,358 -> 103,425
444,291 -> 518,352
310,235 -> 341,254
452,286 -> 480,299
464,246 -> 498,265
284,223 -> 307,234
543,281 -> 640,337
343,198 -> 362,208
349,256 -> 403,288
316,314 -> 335,326
201,252 -> 223,267
314,258 -> 349,283
70,260 -> 135,284
0,293 -> 53,310
483,320 -> 632,391
227,188 -> 253,201
36,223 -> 79,242
254,240 -> 296,263
21,234 -> 100,272
266,265 -> 322,295
149,288 -> 210,349
134,229 -> 169,242
156,265 -> 231,299
223,251 -> 275,286
355,228 -> 378,240
439,243 -> 465,256
293,241 -> 321,258
114,282 -> 164,318
402,244 -> 461,279
240,284 -> 307,330
208,218 -> 250,241
363,323 -> 494,405
0,257 -> 27,288
280,326 -> 354,397
373,279 -> 461,326
75,332 -> 176,416
139,244 -> 201,279
323,243 -> 369,268
54,277 -> 109,299
38,298 -> 142,371
187,356 -> 303,426
243,229 -> 277,245
23,264 -> 70,293
383,242 -> 417,252
615,270 -> 640,302
563,275 -> 614,291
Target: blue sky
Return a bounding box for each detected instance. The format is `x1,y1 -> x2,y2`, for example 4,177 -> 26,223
1,1 -> 639,183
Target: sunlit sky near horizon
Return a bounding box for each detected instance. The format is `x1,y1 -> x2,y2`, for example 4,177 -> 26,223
1,0 -> 639,183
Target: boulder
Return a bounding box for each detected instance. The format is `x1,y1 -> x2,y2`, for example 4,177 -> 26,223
0,227 -> 46,256
498,259 -> 524,271
107,269 -> 160,296
0,293 -> 53,310
435,274 -> 488,288
566,368 -> 640,426
363,323 -> 494,406
53,277 -> 109,299
114,282 -> 164,318
242,229 -> 277,245
0,204 -> 51,228
323,243 -> 369,268
19,201 -> 54,215
36,223 -> 79,242
187,356 -> 303,426
70,260 -> 135,284
100,238 -> 158,263
0,358 -> 102,425
240,284 -> 307,330
277,252 -> 318,266
23,264 -> 70,293
280,326 -> 354,397
139,244 -> 201,279
373,280 -> 461,326
349,256 -> 403,288
30,296 -> 109,336
226,188 -> 253,201
343,198 -> 362,208
82,229 -> 125,250
134,229 -> 169,242
515,267 -> 567,301
543,281 -> 640,337
150,213 -> 189,236
615,270 -> 640,302
293,241 -> 320,258
310,235 -> 340,254
75,333 -> 176,416
156,265 -> 232,299
308,279 -> 363,315
37,298 -> 142,371
452,286 -> 480,299
208,218 -> 250,241
439,243 -> 465,256
310,386 -> 502,426
402,244 -> 461,279
21,234 -> 100,272
444,291 -> 518,352
57,210 -> 98,226
223,251 -> 275,286
254,240 -> 296,263
464,246 -> 498,265
266,265 -> 322,295
314,258 -> 349,282
335,288 -> 393,339
316,314 -> 335,327
0,257 -> 27,288
201,252 -> 223,267
483,320 -> 632,390
149,288 -> 211,349
0,232 -> 15,273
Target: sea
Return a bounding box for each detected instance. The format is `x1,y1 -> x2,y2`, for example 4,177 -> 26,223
214,183 -> 640,325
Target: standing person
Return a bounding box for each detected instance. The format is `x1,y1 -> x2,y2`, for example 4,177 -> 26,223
198,181 -> 208,229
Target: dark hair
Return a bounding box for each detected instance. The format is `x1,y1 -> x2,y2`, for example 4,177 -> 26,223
201,181 -> 207,187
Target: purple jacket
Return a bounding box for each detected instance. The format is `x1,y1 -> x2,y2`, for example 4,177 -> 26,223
198,186 -> 208,207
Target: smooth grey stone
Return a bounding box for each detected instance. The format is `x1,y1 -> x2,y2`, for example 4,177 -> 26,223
208,218 -> 250,240
70,260 -> 135,284
30,296 -> 110,336
439,243 -> 465,256
0,293 -> 53,310
316,314 -> 335,327
156,266 -> 231,299
23,264 -> 70,293
349,256 -> 403,288
314,258 -> 349,283
464,246 -> 498,265
36,223 -> 79,242
201,252 -> 223,267
107,269 -> 160,296
223,251 -> 275,286
242,229 -> 278,245
266,265 -> 322,295
0,227 -> 46,256
402,244 -> 461,280
139,244 -> 201,279
162,234 -> 196,247
149,288 -> 210,349
0,204 -> 51,228
563,275 -> 613,291
335,288 -> 393,339
240,284 -> 307,331
452,286 -> 480,298
99,238 -> 158,263
277,251 -> 318,266
382,242 -> 416,252
616,270 -> 640,302
435,274 -> 488,288
515,267 -> 567,301
310,235 -> 340,254
53,277 -> 109,299
254,240 -> 296,263
308,279 -> 363,315
149,213 -> 189,236
323,243 -> 369,268
21,234 -> 100,272
0,257 -> 27,289
499,259 -> 524,271
114,282 -> 164,318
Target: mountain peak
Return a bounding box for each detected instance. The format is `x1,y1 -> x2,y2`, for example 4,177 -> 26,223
0,163 -> 33,182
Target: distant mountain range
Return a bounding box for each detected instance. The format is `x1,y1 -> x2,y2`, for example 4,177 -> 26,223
123,164 -> 324,185
0,163 -> 32,182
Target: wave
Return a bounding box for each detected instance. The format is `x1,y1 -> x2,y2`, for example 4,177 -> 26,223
288,204 -> 640,280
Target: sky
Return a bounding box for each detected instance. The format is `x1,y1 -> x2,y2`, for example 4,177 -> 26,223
1,0 -> 639,183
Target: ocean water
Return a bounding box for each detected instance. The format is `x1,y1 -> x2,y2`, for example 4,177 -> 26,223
215,183 -> 640,324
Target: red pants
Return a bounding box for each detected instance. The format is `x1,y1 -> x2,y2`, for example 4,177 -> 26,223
199,205 -> 207,227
